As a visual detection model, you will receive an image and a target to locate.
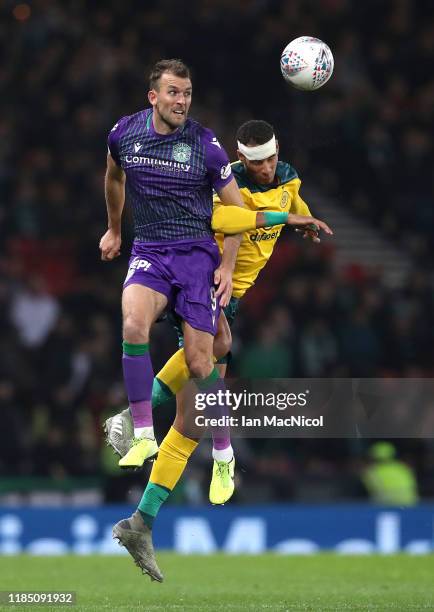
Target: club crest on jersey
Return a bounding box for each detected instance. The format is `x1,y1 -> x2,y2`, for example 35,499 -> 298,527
281,191 -> 289,208
172,143 -> 191,163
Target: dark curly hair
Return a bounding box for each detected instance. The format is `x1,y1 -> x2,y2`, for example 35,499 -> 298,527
236,120 -> 275,146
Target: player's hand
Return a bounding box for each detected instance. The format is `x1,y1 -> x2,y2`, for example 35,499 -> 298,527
99,229 -> 121,261
214,265 -> 233,308
288,215 -> 333,243
295,224 -> 322,243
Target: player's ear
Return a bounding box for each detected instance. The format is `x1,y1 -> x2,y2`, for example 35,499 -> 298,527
237,150 -> 245,163
148,89 -> 157,107
275,140 -> 279,155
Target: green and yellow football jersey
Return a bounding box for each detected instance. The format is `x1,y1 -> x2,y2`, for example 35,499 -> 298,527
214,160 -> 311,298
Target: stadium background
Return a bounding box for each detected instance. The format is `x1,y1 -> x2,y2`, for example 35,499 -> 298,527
1,0 -> 434,556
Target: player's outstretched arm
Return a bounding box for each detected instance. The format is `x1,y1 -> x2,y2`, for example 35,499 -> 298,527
212,206 -> 332,242
100,152 -> 126,261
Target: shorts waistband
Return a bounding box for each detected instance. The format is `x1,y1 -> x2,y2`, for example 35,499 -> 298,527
133,237 -> 217,248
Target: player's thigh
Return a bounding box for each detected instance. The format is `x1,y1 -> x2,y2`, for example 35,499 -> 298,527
122,284 -> 168,342
168,310 -> 231,358
173,386 -> 202,441
183,322 -> 214,377
213,311 -> 232,360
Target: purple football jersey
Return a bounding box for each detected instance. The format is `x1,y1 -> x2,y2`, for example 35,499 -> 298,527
108,108 -> 233,242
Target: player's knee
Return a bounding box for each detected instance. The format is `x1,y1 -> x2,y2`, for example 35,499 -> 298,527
123,314 -> 149,344
186,354 -> 213,379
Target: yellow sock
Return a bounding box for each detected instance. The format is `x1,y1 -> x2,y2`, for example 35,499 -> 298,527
211,205 -> 257,234
155,348 -> 217,400
157,348 -> 190,395
150,426 -> 198,490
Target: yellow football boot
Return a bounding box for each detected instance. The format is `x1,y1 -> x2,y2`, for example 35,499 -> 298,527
118,437 -> 158,469
209,457 -> 235,504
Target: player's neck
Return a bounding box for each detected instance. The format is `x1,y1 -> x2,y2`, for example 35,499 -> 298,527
152,111 -> 180,136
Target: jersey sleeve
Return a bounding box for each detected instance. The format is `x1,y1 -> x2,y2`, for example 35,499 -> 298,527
288,178 -> 312,216
107,117 -> 127,166
202,128 -> 233,192
212,205 -> 258,234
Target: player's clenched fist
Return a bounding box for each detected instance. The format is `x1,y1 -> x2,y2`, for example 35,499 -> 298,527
99,229 -> 121,261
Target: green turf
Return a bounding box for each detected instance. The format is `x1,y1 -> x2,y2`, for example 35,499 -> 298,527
0,554 -> 433,611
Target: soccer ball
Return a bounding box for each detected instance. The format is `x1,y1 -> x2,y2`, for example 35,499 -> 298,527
280,36 -> 334,91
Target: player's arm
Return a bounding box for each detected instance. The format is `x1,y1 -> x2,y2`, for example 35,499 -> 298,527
212,205 -> 332,240
214,177 -> 245,307
212,205 -> 256,233
100,152 -> 126,261
203,129 -> 246,306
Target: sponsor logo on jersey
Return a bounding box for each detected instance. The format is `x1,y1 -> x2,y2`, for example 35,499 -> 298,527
124,155 -> 190,172
134,142 -> 143,153
281,191 -> 289,208
220,163 -> 232,180
211,137 -> 221,148
250,230 -> 280,242
172,142 -> 192,163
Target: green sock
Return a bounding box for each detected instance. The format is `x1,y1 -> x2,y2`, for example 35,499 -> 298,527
138,482 -> 171,528
152,377 -> 174,409
197,367 -> 219,391
122,341 -> 149,356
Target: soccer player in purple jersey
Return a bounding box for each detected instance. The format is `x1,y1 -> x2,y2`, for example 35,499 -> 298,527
101,59 -> 248,581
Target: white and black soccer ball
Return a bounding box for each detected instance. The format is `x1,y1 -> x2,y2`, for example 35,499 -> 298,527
280,36 -> 334,91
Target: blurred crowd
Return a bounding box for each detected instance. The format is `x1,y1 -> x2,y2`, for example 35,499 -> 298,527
1,0 -> 433,503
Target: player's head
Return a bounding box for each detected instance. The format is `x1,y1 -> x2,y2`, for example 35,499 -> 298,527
148,59 -> 192,132
236,120 -> 279,185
